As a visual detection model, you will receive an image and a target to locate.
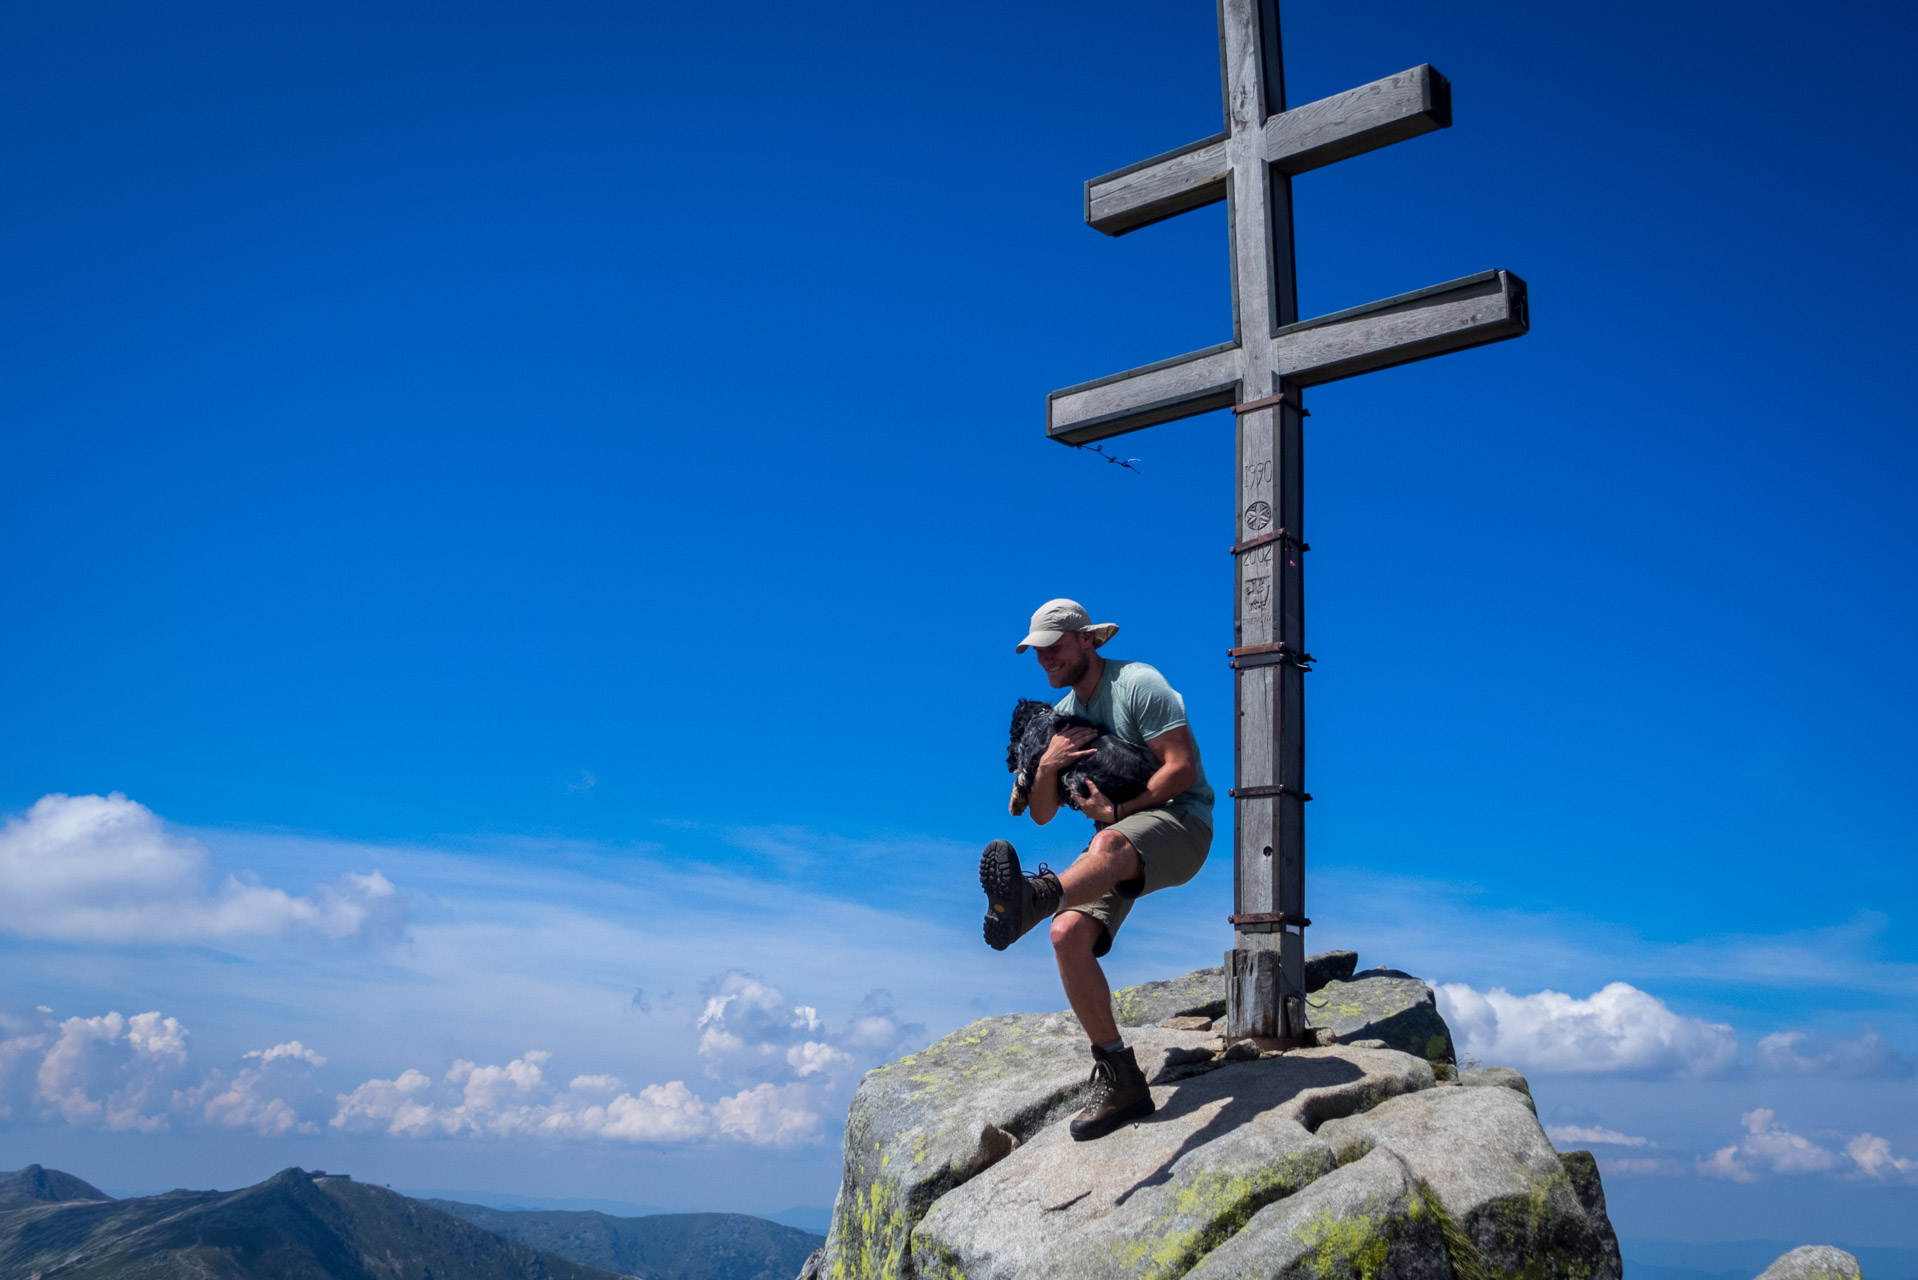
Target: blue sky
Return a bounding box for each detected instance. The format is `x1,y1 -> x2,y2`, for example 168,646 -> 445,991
2,0 -> 1915,1254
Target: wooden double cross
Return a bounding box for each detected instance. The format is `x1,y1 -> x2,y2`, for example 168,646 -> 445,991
1046,0 -> 1530,1042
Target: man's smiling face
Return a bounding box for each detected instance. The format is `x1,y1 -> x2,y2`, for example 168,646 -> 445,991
1034,631 -> 1096,689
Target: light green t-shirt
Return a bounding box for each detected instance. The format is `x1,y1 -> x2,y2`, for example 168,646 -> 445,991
1055,658 -> 1213,828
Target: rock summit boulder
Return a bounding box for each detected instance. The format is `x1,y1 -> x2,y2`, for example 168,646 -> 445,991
1756,1246 -> 1863,1280
809,963 -> 1620,1280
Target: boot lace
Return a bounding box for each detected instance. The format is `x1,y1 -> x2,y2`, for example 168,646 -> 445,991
1080,1057 -> 1116,1111
1029,863 -> 1062,912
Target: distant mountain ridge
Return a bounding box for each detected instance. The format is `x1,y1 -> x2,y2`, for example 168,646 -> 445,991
0,1165 -> 111,1211
404,1189 -> 831,1237
0,1166 -> 619,1280
425,1199 -> 822,1280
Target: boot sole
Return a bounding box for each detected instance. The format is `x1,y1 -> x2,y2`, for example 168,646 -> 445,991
980,840 -> 1022,952
1069,1095 -> 1156,1142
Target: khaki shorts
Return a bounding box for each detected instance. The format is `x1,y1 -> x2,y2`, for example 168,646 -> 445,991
1060,806 -> 1212,958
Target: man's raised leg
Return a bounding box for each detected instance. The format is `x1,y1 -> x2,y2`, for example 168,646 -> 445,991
980,828 -> 1141,954
1058,829 -> 1141,911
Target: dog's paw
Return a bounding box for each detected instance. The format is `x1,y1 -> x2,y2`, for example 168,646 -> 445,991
1008,784 -> 1028,817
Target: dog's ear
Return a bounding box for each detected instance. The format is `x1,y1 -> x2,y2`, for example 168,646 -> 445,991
1009,699 -> 1048,770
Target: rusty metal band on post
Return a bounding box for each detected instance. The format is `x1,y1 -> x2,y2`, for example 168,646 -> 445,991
1228,528 -> 1309,556
1231,391 -> 1309,417
1229,784 -> 1313,801
1229,912 -> 1312,929
1227,641 -> 1315,672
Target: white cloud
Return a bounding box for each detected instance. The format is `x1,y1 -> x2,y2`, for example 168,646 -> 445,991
1438,981 -> 1737,1077
0,793 -> 406,945
1546,1124 -> 1649,1147
713,1082 -> 822,1147
1699,1145 -> 1756,1183
31,1011 -> 188,1132
1697,1108 -> 1915,1183
837,989 -> 927,1061
1730,1108 -> 1839,1174
787,1041 -> 853,1078
4,959 -> 887,1151
584,1082 -> 714,1143
696,973 -> 822,1072
1845,1133 -> 1918,1184
1754,1028 -> 1912,1078
328,1052 -> 810,1146
2,1005 -> 330,1138
1304,869 -> 1918,1005
174,1041 -> 330,1137
250,1041 -> 326,1068
692,972 -> 901,1086
321,969 -> 905,1148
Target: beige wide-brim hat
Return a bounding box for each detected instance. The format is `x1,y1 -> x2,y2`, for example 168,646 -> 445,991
1016,598 -> 1120,653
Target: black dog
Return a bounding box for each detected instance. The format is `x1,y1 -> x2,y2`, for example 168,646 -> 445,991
1005,698 -> 1158,818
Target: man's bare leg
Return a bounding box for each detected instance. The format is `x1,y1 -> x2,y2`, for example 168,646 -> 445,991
1059,830 -> 1141,909
1050,830 -> 1142,1045
1051,911 -> 1119,1045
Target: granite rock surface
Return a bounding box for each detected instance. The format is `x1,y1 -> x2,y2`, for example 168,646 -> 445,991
911,1047 -> 1430,1280
812,964 -> 1621,1280
1111,953 -> 1360,1028
1755,1246 -> 1863,1280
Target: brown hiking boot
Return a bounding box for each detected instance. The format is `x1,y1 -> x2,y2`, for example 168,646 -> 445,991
1069,1044 -> 1155,1141
980,840 -> 1063,952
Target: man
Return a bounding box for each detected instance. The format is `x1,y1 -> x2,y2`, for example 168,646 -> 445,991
980,598 -> 1213,1141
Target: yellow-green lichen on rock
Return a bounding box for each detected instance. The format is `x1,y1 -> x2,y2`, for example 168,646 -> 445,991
1303,971 -> 1456,1064
1314,1082 -> 1621,1280
910,1048 -> 1434,1280
815,1010 -> 1219,1280
1184,1147 -> 1452,1280
813,969 -> 1620,1280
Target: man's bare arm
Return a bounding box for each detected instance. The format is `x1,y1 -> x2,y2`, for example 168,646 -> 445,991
1028,726 -> 1097,826
1081,724 -> 1200,824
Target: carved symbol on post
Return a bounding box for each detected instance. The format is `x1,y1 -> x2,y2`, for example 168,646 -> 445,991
1244,501 -> 1272,532
1244,576 -> 1272,611
1243,460 -> 1271,490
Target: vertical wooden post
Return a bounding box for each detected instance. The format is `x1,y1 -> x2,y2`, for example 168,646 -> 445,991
1225,0 -> 1307,1043
1042,0 -> 1528,1038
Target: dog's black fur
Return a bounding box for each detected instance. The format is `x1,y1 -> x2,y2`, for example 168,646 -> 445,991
1005,698 -> 1158,818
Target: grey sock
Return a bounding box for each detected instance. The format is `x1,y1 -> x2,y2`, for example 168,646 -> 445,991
1096,1038 -> 1126,1055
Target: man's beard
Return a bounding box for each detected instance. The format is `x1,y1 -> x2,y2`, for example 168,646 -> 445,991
1049,650 -> 1092,689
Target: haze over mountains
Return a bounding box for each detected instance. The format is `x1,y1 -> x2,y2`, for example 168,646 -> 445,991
425,1200 -> 818,1280
0,1164 -> 822,1280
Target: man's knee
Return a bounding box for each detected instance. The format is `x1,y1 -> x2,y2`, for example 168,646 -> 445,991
1087,830 -> 1141,876
1051,910 -> 1101,953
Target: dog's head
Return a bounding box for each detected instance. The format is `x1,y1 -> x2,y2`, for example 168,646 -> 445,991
1007,699 -> 1053,772
1006,698 -> 1056,816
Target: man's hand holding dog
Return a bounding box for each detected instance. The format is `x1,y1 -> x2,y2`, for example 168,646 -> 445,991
1055,725 -> 1201,827
1039,727 -> 1098,773
1078,779 -> 1123,826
